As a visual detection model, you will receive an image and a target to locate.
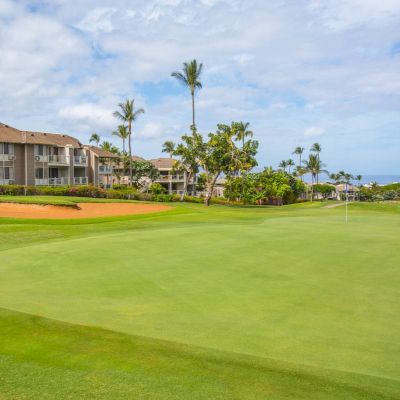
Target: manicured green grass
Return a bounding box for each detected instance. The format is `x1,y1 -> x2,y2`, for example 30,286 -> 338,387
0,198 -> 399,398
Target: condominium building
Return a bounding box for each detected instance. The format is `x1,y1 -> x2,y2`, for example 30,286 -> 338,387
150,158 -> 197,195
0,123 -> 115,187
0,122 -> 198,193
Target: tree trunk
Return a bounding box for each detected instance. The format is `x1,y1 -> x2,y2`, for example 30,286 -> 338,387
128,121 -> 132,187
204,173 -> 220,206
191,90 -> 195,129
180,171 -> 192,201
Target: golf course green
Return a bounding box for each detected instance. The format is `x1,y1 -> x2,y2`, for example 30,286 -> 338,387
0,198 -> 399,399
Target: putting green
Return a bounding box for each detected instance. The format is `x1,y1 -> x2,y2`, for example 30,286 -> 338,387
1,199 -> 399,398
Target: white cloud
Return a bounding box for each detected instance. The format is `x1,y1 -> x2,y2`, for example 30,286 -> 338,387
76,8 -> 117,34
304,126 -> 325,138
136,122 -> 164,139
58,103 -> 115,133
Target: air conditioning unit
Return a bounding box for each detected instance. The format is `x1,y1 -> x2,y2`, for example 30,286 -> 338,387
35,156 -> 41,161
82,157 -> 87,163
7,155 -> 16,161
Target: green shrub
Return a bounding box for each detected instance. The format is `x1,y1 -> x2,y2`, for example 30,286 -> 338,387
149,182 -> 166,195
153,194 -> 174,202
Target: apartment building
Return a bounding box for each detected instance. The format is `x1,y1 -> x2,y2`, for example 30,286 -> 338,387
1,123 -> 198,193
150,158 -> 197,195
0,123 -> 115,187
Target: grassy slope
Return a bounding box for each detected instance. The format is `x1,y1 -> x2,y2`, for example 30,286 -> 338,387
2,308 -> 399,400
0,199 -> 399,398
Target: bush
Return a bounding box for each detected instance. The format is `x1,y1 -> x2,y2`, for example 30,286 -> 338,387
149,182 -> 166,195
153,194 -> 174,202
383,190 -> 399,200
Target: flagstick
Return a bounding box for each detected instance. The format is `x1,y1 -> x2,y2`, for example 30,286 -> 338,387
345,183 -> 348,223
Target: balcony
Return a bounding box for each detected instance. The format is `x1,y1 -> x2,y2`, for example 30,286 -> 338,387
157,174 -> 185,182
34,178 -> 70,185
0,154 -> 16,162
73,177 -> 88,185
48,155 -> 70,165
73,155 -> 88,166
99,165 -> 113,174
0,178 -> 15,185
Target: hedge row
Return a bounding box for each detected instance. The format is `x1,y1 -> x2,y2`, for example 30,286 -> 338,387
0,185 -> 237,205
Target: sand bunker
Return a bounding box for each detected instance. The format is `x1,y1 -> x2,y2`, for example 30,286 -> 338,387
0,202 -> 171,219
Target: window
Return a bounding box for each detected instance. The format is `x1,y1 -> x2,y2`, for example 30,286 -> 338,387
35,168 -> 44,179
35,144 -> 44,156
4,143 -> 13,154
0,167 -> 13,180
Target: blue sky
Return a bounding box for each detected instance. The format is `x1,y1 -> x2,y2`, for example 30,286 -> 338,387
0,0 -> 399,174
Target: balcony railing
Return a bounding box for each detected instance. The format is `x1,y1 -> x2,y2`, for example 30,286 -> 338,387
48,155 -> 70,165
34,177 -> 70,186
49,177 -> 69,186
157,174 -> 185,182
73,155 -> 88,165
99,165 -> 113,174
73,177 -> 88,185
0,178 -> 15,185
0,154 -> 15,161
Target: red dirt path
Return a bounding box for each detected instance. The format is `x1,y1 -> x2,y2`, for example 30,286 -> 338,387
0,202 -> 172,219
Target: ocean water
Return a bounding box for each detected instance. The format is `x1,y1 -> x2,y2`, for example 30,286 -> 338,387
358,175 -> 400,185
303,174 -> 399,185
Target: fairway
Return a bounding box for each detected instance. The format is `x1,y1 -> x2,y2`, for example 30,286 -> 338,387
1,200 -> 399,399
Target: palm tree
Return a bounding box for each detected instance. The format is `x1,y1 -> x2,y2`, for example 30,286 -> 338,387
233,122 -> 253,199
113,99 -> 144,186
302,154 -> 328,201
89,133 -> 100,146
310,143 -> 322,183
279,160 -> 288,172
112,125 -> 129,154
287,159 -> 295,173
355,174 -> 362,186
292,146 -> 305,168
100,141 -> 118,153
162,140 -> 176,158
171,59 -> 203,129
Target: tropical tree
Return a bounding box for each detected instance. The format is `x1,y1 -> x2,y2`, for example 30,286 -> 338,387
197,124 -> 258,206
302,153 -> 328,201
355,174 -> 363,186
112,125 -> 129,154
232,121 -> 254,199
287,159 -> 295,173
100,141 -> 119,154
292,146 -> 305,168
279,160 -> 288,171
173,131 -> 202,200
171,59 -> 203,129
113,99 -> 144,186
162,140 -> 176,158
89,133 -> 100,146
310,143 -> 322,183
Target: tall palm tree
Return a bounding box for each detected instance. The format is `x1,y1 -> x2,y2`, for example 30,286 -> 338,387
112,125 -> 129,154
302,154 -> 328,201
171,59 -> 203,129
100,141 -> 118,154
279,160 -> 288,172
292,146 -> 305,168
113,99 -> 144,186
162,140 -> 176,158
355,174 -> 362,186
287,159 -> 295,173
310,143 -> 322,183
89,133 -> 100,146
233,121 -> 253,199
